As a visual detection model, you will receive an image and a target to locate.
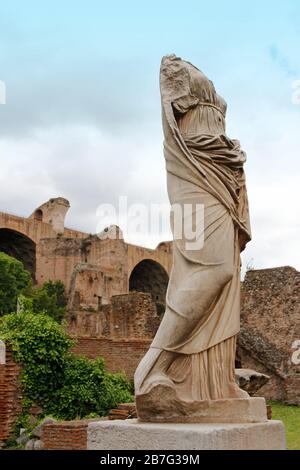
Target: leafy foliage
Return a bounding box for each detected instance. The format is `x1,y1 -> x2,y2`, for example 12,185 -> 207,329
0,311 -> 73,404
0,311 -> 132,420
0,250 -> 67,321
49,356 -> 132,420
0,251 -> 32,316
28,280 -> 68,322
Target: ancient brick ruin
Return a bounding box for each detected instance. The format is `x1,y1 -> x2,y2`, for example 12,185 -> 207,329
0,197 -> 172,290
238,266 -> 300,405
42,419 -> 97,450
0,343 -> 22,447
0,199 -> 300,443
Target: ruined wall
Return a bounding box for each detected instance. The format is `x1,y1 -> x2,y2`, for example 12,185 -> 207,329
68,292 -> 160,340
69,292 -> 160,378
0,210 -> 85,245
0,206 -> 173,296
36,237 -> 129,291
42,419 -> 99,450
71,338 -> 151,378
29,197 -> 70,236
237,347 -> 286,402
238,266 -> 300,404
67,264 -> 126,311
37,235 -> 172,296
0,346 -> 22,447
36,238 -> 84,289
86,237 -> 128,273
69,266 -> 300,401
127,242 -> 172,281
0,206 -> 86,288
67,237 -> 130,307
0,212 -> 55,243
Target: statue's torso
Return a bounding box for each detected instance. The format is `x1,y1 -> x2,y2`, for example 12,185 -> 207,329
176,62 -> 227,136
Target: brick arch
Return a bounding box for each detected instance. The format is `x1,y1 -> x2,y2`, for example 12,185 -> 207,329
0,211 -> 60,246
129,259 -> 169,314
0,228 -> 36,280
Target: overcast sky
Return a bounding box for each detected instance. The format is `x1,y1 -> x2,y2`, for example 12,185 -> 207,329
0,0 -> 300,271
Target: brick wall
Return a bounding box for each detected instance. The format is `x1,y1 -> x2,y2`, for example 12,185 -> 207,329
68,292 -> 160,341
0,347 -> 22,447
67,264 -> 126,312
72,338 -> 151,378
36,238 -> 83,289
238,266 -> 300,404
42,419 -> 99,450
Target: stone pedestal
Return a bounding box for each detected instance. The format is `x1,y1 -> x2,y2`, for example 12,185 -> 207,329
87,419 -> 286,450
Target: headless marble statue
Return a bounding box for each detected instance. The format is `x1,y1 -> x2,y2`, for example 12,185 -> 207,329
134,55 -> 254,422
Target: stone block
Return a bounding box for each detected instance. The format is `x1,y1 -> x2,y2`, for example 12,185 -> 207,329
136,389 -> 268,424
87,419 -> 286,450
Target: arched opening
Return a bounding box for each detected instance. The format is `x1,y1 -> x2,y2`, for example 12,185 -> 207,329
129,259 -> 169,315
33,209 -> 43,221
0,229 -> 36,281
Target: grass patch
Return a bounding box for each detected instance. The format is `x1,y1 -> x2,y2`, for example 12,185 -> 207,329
270,401 -> 300,450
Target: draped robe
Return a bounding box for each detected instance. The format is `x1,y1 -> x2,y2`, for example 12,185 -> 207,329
134,55 -> 251,402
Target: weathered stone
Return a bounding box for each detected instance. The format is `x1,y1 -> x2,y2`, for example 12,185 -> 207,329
238,266 -> 300,404
136,384 -> 267,423
235,368 -> 270,395
42,418 -> 102,450
29,197 -> 70,236
16,429 -> 30,446
0,204 -> 172,295
25,438 -> 44,450
87,419 -> 286,450
109,403 -> 137,420
0,348 -> 22,446
25,438 -> 38,450
32,417 -> 56,438
33,439 -> 44,450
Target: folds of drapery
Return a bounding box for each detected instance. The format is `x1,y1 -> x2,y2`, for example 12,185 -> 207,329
160,55 -> 251,245
149,55 -> 251,356
167,336 -> 237,401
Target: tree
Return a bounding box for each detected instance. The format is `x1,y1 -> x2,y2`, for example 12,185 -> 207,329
0,252 -> 32,316
30,280 -> 68,323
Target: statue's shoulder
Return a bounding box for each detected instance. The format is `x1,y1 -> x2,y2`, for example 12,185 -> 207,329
160,55 -> 193,101
161,54 -> 184,69
160,55 -> 203,79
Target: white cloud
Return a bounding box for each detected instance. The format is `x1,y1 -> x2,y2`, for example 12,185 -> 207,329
1,103 -> 300,272
0,122 -> 171,247
1,48 -> 300,271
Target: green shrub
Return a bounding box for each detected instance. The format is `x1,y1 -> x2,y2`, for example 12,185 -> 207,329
0,311 -> 73,405
0,252 -> 32,316
27,280 -> 68,323
0,311 -> 132,420
49,356 -> 132,420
